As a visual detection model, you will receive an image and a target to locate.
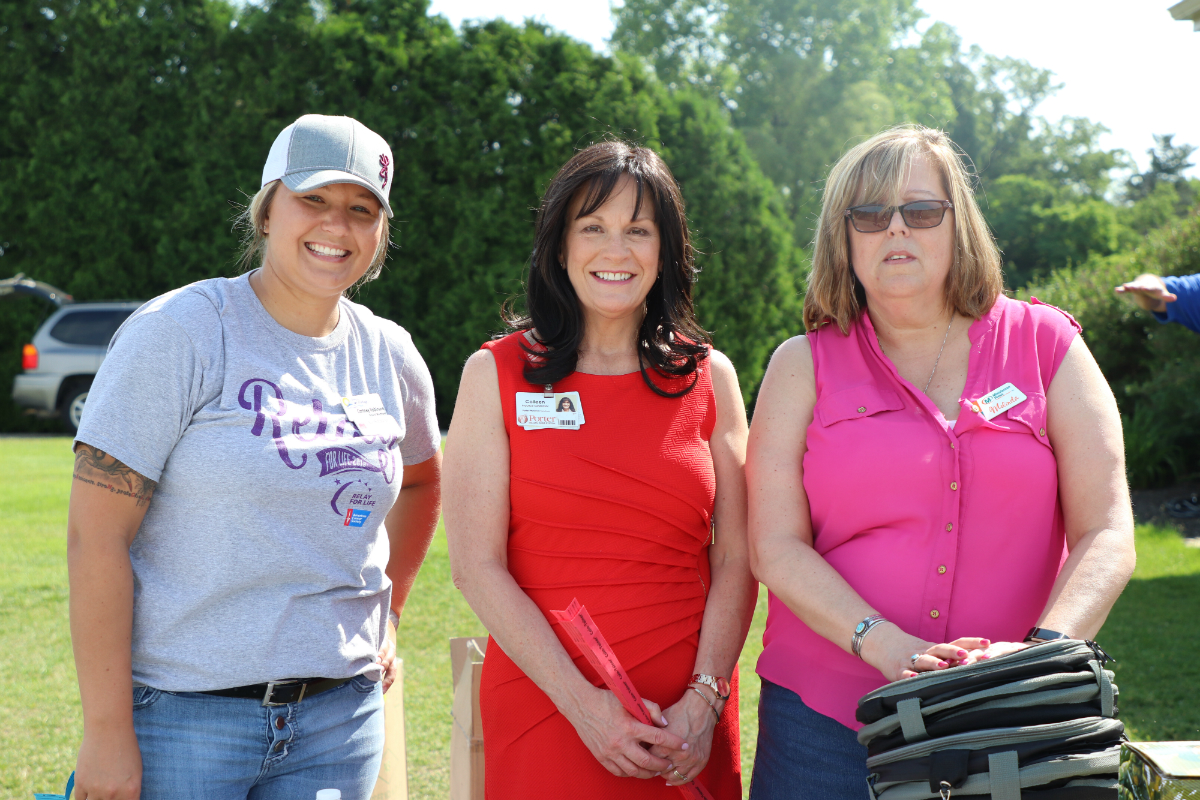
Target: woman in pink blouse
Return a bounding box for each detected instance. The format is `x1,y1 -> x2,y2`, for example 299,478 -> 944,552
745,125 -> 1136,798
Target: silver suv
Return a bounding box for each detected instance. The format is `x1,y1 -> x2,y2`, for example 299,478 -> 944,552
11,292 -> 142,434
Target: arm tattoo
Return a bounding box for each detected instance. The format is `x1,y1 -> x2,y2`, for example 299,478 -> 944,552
73,444 -> 158,508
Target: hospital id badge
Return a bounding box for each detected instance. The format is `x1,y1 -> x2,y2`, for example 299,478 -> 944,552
974,382 -> 1028,421
342,393 -> 403,438
515,391 -> 585,431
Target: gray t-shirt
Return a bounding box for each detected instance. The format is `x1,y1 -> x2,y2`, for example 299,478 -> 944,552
75,273 -> 440,692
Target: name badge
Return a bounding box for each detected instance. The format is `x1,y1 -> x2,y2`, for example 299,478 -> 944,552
515,391 -> 585,431
974,382 -> 1028,421
341,393 -> 403,438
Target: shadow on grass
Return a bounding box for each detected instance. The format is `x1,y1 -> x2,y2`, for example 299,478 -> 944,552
1102,572 -> 1200,740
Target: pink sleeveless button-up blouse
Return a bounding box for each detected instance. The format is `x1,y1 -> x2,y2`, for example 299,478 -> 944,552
755,294 -> 1081,730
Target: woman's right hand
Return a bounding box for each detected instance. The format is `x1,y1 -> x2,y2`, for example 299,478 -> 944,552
75,723 -> 142,800
564,686 -> 688,779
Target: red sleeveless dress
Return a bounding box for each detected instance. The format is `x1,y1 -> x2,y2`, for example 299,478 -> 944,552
478,332 -> 742,799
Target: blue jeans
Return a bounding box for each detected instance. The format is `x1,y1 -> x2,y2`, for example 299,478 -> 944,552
749,678 -> 870,800
133,675 -> 384,800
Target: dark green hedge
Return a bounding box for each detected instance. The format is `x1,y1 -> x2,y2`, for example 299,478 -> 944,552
0,0 -> 802,429
1022,210 -> 1200,487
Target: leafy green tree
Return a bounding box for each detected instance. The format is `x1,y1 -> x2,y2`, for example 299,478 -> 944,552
612,2 -> 1124,246
1023,209 -> 1200,487
1126,135 -> 1197,201
0,0 -> 801,428
1124,134 -> 1197,227
986,175 -> 1122,287
614,0 -> 930,233
656,90 -> 803,397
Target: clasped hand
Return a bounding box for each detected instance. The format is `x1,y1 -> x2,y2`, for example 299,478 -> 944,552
649,688 -> 718,787
567,686 -> 692,780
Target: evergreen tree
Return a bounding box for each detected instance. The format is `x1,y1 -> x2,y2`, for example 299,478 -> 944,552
0,0 -> 801,427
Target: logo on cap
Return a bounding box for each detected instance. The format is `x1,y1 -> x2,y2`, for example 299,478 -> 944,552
379,154 -> 390,189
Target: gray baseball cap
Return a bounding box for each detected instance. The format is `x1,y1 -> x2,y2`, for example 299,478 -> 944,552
261,114 -> 394,218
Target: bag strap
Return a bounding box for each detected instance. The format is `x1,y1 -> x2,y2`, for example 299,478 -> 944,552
1088,660 -> 1115,716
896,697 -> 929,743
987,751 -> 1020,800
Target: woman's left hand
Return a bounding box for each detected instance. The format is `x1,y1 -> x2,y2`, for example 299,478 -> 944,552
378,618 -> 399,693
901,640 -> 1029,678
649,688 -> 717,787
979,641 -> 1028,660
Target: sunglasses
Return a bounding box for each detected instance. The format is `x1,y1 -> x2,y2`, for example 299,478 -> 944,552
844,200 -> 954,233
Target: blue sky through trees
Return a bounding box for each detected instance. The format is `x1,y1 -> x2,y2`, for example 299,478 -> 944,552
428,0 -> 1200,178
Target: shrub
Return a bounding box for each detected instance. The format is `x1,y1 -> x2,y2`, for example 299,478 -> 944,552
0,0 -> 802,428
1023,210 -> 1200,487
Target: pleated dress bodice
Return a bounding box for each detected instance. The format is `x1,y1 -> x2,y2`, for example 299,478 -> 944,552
478,331 -> 741,799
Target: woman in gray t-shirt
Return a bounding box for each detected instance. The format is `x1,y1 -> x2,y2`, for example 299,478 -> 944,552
68,115 -> 441,800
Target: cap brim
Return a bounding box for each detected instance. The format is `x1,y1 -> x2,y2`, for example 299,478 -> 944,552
282,170 -> 394,218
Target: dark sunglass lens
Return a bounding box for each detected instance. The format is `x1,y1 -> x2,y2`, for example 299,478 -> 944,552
902,202 -> 945,227
851,206 -> 891,231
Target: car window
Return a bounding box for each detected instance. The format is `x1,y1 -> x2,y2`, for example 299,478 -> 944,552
49,309 -> 135,346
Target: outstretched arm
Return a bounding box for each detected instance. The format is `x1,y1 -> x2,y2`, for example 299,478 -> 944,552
68,443 -> 156,800
1114,273 -> 1176,313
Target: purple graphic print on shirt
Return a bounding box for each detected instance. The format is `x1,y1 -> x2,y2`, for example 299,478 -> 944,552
238,377 -> 398,518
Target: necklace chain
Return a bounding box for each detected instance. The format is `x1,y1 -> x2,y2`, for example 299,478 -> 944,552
874,312 -> 955,396
922,312 -> 954,395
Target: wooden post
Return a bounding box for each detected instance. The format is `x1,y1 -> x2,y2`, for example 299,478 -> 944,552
370,658 -> 409,800
449,637 -> 488,800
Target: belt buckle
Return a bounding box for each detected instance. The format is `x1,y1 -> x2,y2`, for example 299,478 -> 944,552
261,680 -> 307,707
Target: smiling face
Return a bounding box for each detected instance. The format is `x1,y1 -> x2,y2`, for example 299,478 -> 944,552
848,158 -> 955,305
562,176 -> 661,326
261,182 -> 385,301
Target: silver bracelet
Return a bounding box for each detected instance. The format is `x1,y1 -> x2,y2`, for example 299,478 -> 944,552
851,614 -> 887,659
687,686 -> 721,722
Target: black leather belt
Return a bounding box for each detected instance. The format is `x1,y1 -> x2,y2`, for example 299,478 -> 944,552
202,677 -> 352,706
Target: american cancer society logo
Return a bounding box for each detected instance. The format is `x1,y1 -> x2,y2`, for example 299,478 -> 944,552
343,508 -> 371,528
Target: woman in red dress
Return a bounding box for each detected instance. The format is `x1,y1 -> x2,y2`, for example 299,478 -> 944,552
444,142 -> 756,798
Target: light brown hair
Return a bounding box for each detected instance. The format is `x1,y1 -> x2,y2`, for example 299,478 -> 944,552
234,180 -> 391,284
804,125 -> 1003,333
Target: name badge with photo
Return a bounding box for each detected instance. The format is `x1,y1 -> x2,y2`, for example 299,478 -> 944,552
342,393 -> 403,438
974,382 -> 1028,421
515,391 -> 585,431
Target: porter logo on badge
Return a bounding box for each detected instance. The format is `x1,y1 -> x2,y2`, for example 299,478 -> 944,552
975,382 -> 1028,421
515,391 -> 585,431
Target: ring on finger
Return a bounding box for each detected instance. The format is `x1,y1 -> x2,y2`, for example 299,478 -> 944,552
673,769 -> 688,782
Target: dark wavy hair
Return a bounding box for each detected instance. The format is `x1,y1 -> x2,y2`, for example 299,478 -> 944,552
507,140 -> 710,397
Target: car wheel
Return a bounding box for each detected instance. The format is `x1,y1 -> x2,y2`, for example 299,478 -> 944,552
62,385 -> 90,435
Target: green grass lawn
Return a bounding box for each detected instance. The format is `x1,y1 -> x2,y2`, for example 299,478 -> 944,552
1,436 -> 1197,797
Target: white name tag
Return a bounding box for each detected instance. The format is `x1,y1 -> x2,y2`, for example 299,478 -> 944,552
975,382 -> 1028,421
342,393 -> 403,438
515,391 -> 585,431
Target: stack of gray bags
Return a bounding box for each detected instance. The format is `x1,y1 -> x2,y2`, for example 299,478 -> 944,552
856,640 -> 1124,799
